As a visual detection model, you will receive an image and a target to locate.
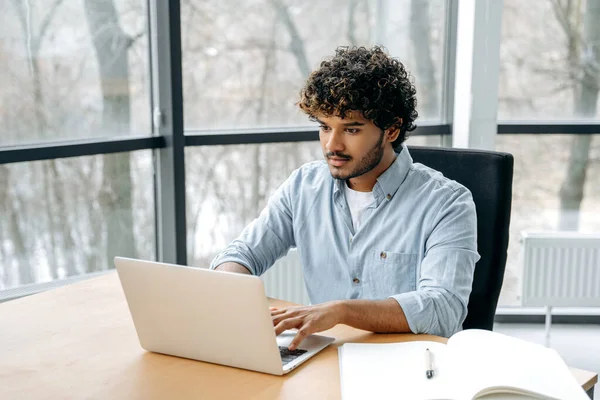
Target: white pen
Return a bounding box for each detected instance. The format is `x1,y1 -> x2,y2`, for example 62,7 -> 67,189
425,348 -> 434,379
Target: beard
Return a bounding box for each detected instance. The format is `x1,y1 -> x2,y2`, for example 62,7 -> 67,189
326,131 -> 385,181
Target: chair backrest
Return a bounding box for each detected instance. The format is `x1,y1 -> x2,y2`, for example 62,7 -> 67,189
408,145 -> 514,331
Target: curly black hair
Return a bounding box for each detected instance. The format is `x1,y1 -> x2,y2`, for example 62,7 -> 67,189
298,45 -> 418,149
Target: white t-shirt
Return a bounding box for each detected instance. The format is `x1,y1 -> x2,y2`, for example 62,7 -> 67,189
343,183 -> 375,231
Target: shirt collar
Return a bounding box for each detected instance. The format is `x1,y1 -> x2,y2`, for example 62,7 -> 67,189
333,143 -> 413,204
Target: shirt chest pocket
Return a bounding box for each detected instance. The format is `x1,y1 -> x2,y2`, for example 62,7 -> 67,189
365,250 -> 418,298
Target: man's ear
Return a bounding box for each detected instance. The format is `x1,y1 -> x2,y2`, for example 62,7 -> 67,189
386,127 -> 400,142
385,118 -> 403,143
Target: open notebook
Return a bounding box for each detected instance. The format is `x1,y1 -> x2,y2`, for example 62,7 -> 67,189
338,329 -> 589,400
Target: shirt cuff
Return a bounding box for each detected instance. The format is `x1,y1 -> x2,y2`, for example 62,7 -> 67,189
209,254 -> 257,275
390,292 -> 429,335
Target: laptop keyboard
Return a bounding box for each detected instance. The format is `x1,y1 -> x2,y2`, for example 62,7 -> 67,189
279,346 -> 307,365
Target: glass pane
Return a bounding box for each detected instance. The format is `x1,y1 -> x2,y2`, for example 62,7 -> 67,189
495,134 -> 600,306
0,0 -> 150,146
499,0 -> 600,120
182,0 -> 447,131
186,142 -> 321,265
0,151 -> 155,290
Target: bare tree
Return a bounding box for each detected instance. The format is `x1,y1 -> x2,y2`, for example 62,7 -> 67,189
346,0 -> 361,46
410,0 -> 439,118
249,18 -> 278,217
0,165 -> 33,285
410,0 -> 440,145
269,0 -> 311,77
83,0 -> 137,269
552,0 -> 600,230
8,0 -> 73,283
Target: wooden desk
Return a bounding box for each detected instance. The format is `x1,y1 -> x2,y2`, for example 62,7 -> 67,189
1,273 -> 597,399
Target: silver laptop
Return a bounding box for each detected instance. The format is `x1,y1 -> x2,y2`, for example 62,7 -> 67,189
114,257 -> 335,375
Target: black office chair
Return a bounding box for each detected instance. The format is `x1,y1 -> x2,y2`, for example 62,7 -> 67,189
408,145 -> 514,331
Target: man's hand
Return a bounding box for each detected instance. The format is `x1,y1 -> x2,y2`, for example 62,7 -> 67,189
271,299 -> 411,350
270,302 -> 345,350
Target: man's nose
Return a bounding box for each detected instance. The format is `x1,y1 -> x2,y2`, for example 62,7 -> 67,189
326,130 -> 344,153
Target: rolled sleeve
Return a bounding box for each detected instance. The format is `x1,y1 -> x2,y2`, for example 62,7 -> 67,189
209,172 -> 297,276
209,251 -> 257,275
392,285 -> 471,338
391,187 -> 480,337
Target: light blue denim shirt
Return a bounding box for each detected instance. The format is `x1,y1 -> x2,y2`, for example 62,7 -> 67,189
210,144 -> 480,337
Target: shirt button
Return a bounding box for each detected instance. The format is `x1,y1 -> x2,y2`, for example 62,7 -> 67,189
349,236 -> 353,243
353,278 -> 360,284
386,194 -> 392,200
380,251 -> 387,259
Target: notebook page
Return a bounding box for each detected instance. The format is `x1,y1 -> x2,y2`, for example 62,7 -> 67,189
445,330 -> 588,400
475,394 -> 540,400
339,341 -> 455,400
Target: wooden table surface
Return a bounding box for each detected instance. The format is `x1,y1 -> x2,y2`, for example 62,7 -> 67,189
1,273 -> 597,399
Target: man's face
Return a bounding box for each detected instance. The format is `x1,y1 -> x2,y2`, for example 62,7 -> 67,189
317,112 -> 387,181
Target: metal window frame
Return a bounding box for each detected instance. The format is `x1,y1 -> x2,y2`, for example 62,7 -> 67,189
150,0 -> 187,266
0,136 -> 164,165
184,123 -> 449,147
498,122 -> 600,134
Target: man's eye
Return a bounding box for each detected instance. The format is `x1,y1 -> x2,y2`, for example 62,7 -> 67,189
346,129 -> 360,134
320,125 -> 331,131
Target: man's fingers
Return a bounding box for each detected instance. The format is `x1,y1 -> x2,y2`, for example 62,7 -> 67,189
274,317 -> 303,336
289,325 -> 313,351
272,314 -> 285,326
270,307 -> 287,316
272,308 -> 303,325
272,310 -> 300,326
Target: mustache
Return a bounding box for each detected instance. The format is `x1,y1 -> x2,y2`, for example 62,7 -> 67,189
326,152 -> 351,160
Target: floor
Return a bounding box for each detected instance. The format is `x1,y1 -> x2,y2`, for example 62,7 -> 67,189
493,323 -> 600,399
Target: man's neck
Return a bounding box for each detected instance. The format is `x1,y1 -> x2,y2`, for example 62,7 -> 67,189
347,149 -> 397,192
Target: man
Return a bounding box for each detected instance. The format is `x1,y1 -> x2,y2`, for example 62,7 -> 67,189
210,45 -> 479,350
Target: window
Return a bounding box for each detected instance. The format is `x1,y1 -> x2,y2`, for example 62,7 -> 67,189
495,134 -> 600,306
181,0 -> 448,131
0,0 -> 150,146
497,0 -> 600,311
0,151 -> 155,290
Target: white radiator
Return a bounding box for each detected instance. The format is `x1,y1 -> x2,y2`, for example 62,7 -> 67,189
520,231 -> 600,347
520,231 -> 600,308
261,248 -> 310,305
